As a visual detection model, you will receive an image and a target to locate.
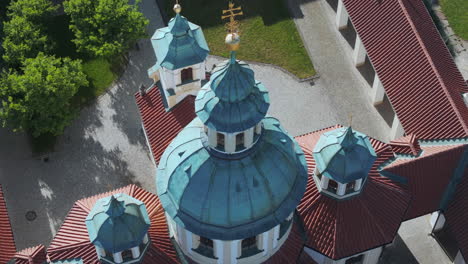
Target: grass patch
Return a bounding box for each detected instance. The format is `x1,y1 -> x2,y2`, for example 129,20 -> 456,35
440,0 -> 468,40
164,0 -> 315,78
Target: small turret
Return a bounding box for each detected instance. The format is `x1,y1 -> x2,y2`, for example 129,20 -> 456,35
85,194 -> 151,264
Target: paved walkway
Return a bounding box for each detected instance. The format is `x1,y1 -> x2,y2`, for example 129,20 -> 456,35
286,0 -> 392,142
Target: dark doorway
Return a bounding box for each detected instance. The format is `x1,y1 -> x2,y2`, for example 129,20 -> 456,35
181,68 -> 193,83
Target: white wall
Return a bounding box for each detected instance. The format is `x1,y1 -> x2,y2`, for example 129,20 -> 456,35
455,251 -> 467,264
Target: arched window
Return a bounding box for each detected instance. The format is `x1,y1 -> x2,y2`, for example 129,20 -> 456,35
236,132 -> 245,151
195,236 -> 215,258
217,133 -> 225,151
345,181 -> 356,194
327,179 -> 338,193
181,68 -> 193,83
240,236 -> 261,258
122,249 -> 132,260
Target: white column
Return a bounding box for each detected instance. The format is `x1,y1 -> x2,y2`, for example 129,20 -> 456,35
262,230 -> 269,256
454,250 -> 466,264
214,240 -> 224,264
255,123 -> 262,134
320,176 -> 329,190
113,252 -> 123,263
430,211 -> 446,232
463,93 -> 468,107
95,246 -> 106,257
208,128 -> 217,147
337,183 -> 346,196
353,35 -> 367,66
231,240 -> 240,263
372,74 -> 385,105
185,229 -> 193,254
131,246 -> 140,259
336,0 -> 349,29
273,225 -> 280,249
225,133 -> 236,153
354,179 -> 362,191
390,115 -> 405,140
244,128 -> 254,148
174,69 -> 182,86
143,233 -> 149,244
200,61 -> 207,80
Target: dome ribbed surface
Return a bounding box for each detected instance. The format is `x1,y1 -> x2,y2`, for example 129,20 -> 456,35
195,52 -> 270,133
156,117 -> 307,240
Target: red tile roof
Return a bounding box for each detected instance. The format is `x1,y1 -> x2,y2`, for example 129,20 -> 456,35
295,127 -> 410,260
0,184 -> 16,263
445,166 -> 468,261
342,0 -> 468,140
135,86 -> 196,164
383,143 -> 467,220
14,245 -> 47,264
389,134 -> 421,156
47,184 -> 179,264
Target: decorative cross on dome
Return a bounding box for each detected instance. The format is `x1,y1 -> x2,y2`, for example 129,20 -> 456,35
222,1 -> 243,34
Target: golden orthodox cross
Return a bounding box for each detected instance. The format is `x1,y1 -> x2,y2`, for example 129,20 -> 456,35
222,1 -> 243,34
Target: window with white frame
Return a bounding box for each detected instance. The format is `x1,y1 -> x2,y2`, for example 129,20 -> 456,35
236,132 -> 245,151
240,236 -> 262,258
216,133 -> 225,151
194,236 -> 215,258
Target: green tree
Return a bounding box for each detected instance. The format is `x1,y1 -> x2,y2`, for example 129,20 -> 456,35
64,0 -> 148,57
2,16 -> 49,66
0,53 -> 88,137
6,0 -> 57,24
2,0 -> 57,67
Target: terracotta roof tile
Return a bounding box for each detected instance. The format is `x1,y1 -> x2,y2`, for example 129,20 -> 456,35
342,0 -> 468,140
389,134 -> 421,156
383,143 -> 467,219
14,245 -> 47,264
295,129 -> 410,260
47,185 -> 179,264
135,86 -> 196,164
0,185 -> 16,263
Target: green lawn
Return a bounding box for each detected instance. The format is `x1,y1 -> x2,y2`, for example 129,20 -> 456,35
440,0 -> 468,40
165,0 -> 315,78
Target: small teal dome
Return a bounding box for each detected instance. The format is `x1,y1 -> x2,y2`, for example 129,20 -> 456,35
313,127 -> 377,184
156,117 -> 307,240
150,14 -> 209,72
195,52 -> 269,133
85,194 -> 151,253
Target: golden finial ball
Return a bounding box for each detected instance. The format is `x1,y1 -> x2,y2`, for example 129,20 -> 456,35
225,33 -> 240,51
173,4 -> 182,13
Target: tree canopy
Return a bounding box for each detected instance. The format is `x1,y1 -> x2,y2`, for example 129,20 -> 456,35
0,53 -> 88,137
64,0 -> 149,57
1,0 -> 57,67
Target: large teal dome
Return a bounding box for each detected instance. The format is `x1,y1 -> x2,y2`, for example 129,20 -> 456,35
195,52 -> 270,133
156,117 -> 308,240
85,194 -> 150,253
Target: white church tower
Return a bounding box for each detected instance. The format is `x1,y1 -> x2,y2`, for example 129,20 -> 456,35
148,3 -> 209,109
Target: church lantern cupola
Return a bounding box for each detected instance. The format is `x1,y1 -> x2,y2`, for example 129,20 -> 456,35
85,194 -> 151,264
313,126 -> 377,199
148,2 -> 210,109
